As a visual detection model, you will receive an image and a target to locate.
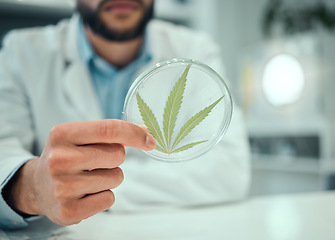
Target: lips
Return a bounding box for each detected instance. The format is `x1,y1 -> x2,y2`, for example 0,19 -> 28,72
103,0 -> 140,14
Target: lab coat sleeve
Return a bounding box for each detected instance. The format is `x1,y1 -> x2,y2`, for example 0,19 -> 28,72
0,33 -> 39,229
112,26 -> 251,210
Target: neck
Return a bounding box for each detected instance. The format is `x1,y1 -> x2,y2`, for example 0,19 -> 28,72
85,28 -> 144,69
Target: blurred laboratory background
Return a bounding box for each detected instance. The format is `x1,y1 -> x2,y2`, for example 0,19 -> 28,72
0,0 -> 334,196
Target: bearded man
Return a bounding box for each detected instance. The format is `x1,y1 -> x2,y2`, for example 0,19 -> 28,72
0,0 -> 250,229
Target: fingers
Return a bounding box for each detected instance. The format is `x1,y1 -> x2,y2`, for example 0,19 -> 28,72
55,190 -> 115,226
53,168 -> 124,200
81,168 -> 124,195
47,143 -> 126,175
75,143 -> 126,172
78,190 -> 115,221
39,119 -> 156,226
50,168 -> 122,226
49,119 -> 156,151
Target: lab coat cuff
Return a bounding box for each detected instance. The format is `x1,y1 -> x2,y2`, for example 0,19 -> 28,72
0,158 -> 40,230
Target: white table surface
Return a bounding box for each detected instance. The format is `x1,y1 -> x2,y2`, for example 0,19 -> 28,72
2,191 -> 335,240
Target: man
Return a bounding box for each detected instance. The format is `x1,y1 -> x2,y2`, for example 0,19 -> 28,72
0,0 -> 250,230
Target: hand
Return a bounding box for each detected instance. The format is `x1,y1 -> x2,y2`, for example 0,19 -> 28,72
11,119 -> 156,226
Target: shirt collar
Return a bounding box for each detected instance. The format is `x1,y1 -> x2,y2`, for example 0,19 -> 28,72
77,19 -> 94,65
77,18 -> 152,71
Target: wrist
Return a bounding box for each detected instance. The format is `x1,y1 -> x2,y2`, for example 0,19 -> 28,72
11,158 -> 41,215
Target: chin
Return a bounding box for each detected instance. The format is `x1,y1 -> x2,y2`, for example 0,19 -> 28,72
105,13 -> 141,25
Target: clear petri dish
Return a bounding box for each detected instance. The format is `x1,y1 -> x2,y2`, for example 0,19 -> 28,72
123,58 -> 233,162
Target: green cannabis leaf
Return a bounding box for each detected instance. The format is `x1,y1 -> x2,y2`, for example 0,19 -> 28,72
136,64 -> 224,155
171,140 -> 208,154
136,93 -> 167,152
163,64 -> 190,152
171,96 -> 224,151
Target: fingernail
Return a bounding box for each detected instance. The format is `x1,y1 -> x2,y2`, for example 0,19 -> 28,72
146,134 -> 156,149
138,124 -> 147,129
139,124 -> 149,133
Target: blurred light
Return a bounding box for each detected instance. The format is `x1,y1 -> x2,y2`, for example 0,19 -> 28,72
262,54 -> 305,107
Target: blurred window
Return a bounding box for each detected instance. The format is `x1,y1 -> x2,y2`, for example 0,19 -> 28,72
0,1 -> 73,47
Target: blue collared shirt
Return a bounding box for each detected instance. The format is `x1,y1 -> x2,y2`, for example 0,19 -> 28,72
77,20 -> 152,120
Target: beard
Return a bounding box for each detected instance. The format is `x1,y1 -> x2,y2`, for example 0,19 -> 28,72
76,0 -> 154,42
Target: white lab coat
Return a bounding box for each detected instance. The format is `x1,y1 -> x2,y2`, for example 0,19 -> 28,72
0,15 -> 250,212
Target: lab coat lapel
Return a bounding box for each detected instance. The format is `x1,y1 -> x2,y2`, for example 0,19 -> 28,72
62,14 -> 103,121
62,63 -> 103,120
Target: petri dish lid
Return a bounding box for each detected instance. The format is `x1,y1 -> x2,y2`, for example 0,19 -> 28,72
123,58 -> 233,162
